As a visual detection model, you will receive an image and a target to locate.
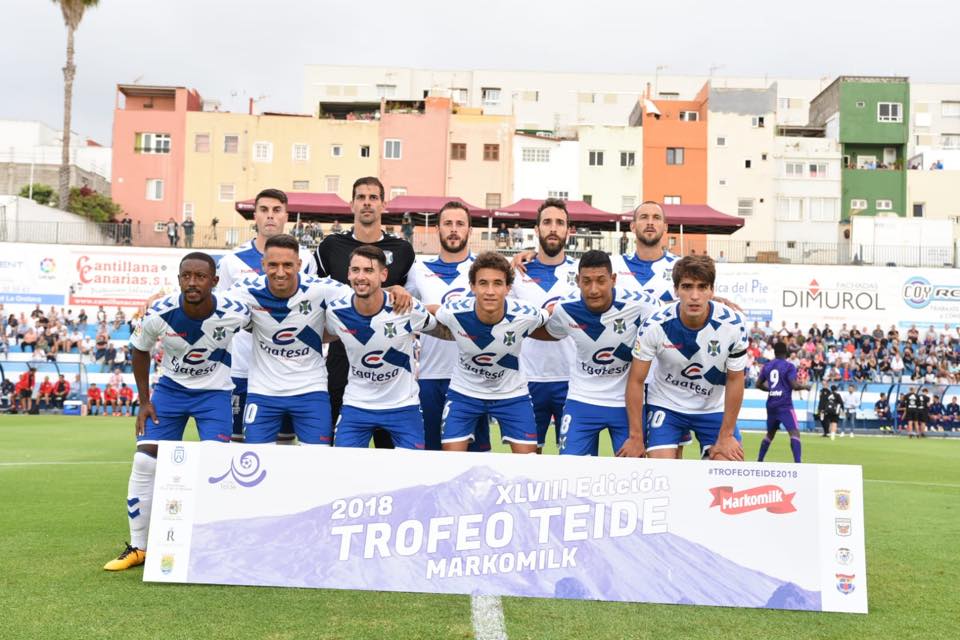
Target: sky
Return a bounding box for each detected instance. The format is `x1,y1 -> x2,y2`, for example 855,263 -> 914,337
0,0 -> 955,144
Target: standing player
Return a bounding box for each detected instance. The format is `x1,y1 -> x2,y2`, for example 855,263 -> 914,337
86,382 -> 103,416
608,201 -> 678,301
104,252 -> 250,571
918,388 -> 931,437
215,188 -> 315,443
404,201 -> 487,451
624,256 -> 748,460
314,177 -> 416,448
755,342 -> 809,463
902,386 -> 921,438
530,251 -> 658,455
510,198 -> 578,452
431,252 -> 549,453
325,246 -> 437,449
824,385 -> 843,440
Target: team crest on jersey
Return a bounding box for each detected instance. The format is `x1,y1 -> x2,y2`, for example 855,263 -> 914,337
566,271 -> 577,286
299,300 -> 312,315
503,331 -> 516,346
836,573 -> 855,595
834,490 -> 851,511
707,340 -> 721,356
384,322 -> 397,338
212,327 -> 226,341
613,318 -> 627,334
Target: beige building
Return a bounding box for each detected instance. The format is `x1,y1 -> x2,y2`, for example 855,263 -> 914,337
575,125 -> 642,214
907,170 -> 960,229
182,112 -> 379,235
446,108 -> 514,209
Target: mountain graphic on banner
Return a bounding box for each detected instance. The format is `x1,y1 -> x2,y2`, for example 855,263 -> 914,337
187,465 -> 820,610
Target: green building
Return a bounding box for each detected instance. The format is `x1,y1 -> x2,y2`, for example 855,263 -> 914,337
808,76 -> 909,220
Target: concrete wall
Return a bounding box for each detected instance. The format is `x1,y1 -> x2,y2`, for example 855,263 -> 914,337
642,92 -> 708,204
771,136 -> 842,243
907,170 -> 960,225
447,110 -> 513,208
576,125 -> 642,213
512,135 -> 580,201
378,97 -> 450,199
0,162 -> 110,197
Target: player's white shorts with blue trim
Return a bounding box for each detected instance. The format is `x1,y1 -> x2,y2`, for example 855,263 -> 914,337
644,403 -> 741,458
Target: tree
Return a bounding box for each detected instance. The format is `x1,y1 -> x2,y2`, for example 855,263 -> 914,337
66,186 -> 122,223
19,183 -> 55,205
53,0 -> 100,211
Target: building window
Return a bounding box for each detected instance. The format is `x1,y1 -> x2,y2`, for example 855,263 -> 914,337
360,145 -> 371,158
485,193 -> 501,209
376,84 -> 396,98
481,87 -> 501,105
737,198 -> 754,216
778,97 -> 803,109
450,143 -> 467,160
620,151 -> 635,167
809,197 -> 839,221
223,135 -> 239,153
218,184 -> 235,202
578,92 -> 596,104
384,139 -> 402,160
666,147 -> 684,165
658,92 -> 679,100
941,134 -> 960,149
331,144 -> 343,158
547,190 -> 569,200
521,91 -> 539,102
253,141 -> 273,163
621,196 -> 637,212
679,111 -> 699,121
451,87 -> 468,103
876,199 -> 893,211
582,194 -> 592,205
145,179 -> 164,201
292,180 -> 310,190
786,162 -> 804,176
182,203 -> 193,219
877,102 -> 903,123
522,147 -> 550,162
194,133 -> 210,153
588,150 -> 604,166
777,197 -> 802,221
718,179 -> 727,186
325,176 -> 340,193
913,203 -> 925,217
809,162 -> 828,177
292,143 -> 310,161
761,153 -> 768,161
664,195 -> 681,205
850,198 -> 868,210
751,116 -> 765,128
390,187 -> 407,199
135,132 -> 170,154
483,144 -> 500,161
942,101 -> 960,117
855,101 -> 866,108
716,136 -> 726,146
745,159 -> 752,169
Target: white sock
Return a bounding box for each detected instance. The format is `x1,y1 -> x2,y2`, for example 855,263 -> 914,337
127,451 -> 156,550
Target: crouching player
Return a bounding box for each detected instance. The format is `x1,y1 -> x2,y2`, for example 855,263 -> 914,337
326,246 -> 436,449
104,252 -> 251,570
623,255 -> 748,460
529,250 -> 659,455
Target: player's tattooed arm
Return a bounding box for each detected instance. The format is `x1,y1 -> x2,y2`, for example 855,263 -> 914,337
528,326 -> 558,341
422,322 -> 454,341
619,359 -> 650,457
131,348 -> 157,436
385,286 -> 413,314
510,250 -> 537,274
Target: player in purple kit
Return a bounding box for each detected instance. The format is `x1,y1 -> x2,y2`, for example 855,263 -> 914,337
756,341 -> 809,462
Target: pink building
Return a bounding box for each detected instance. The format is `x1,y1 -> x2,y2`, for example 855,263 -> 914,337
111,85 -> 200,241
378,97 -> 450,199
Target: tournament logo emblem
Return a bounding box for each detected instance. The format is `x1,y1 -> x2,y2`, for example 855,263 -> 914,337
208,451 -> 267,488
835,517 -> 852,536
503,331 -> 516,346
171,446 -> 185,464
384,322 -> 397,338
613,318 -> 627,334
165,499 -> 182,516
212,327 -> 226,341
836,573 -> 855,595
835,547 -> 853,565
160,554 -> 175,575
299,300 -> 312,315
834,489 -> 851,511
707,340 -> 721,357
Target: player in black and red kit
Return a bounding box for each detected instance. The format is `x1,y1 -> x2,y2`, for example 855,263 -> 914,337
313,177 -> 415,448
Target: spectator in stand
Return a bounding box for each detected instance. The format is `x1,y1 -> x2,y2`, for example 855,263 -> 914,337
77,309 -> 88,332
96,306 -> 108,325
94,331 -> 109,363
112,346 -> 127,373
21,327 -> 38,352
102,343 -> 117,373
496,223 -> 509,249
86,383 -> 104,416
510,223 -> 523,250
401,212 -> 415,246
108,367 -> 123,389
113,307 -> 126,332
79,335 -> 95,361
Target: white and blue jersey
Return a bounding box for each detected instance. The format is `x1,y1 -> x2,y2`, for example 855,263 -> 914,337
326,292 -> 436,410
435,298 -> 548,401
228,274 -> 345,397
609,251 -> 678,303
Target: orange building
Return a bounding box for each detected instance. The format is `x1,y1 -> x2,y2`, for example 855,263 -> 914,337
378,97 -> 451,199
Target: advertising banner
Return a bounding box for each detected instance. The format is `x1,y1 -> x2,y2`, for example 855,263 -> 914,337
145,443 -> 867,613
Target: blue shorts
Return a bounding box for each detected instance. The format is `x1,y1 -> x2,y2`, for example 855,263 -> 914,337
766,406 -> 799,433
559,399 -> 628,456
644,403 -> 741,458
244,391 -> 333,445
529,381 -> 568,447
336,404 -> 425,450
420,379 -> 491,452
231,377 -> 248,439
441,389 -> 537,445
139,380 -> 232,444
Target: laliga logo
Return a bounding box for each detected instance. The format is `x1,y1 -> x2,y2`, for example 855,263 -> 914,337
40,257 -> 56,274
591,347 -> 616,366
471,352 -> 496,367
272,327 -> 298,345
361,350 -> 385,368
441,287 -> 468,304
183,349 -> 208,365
902,276 -> 960,309
681,363 -> 704,380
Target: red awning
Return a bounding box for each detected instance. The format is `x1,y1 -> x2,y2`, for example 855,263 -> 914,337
385,195 -> 490,217
661,205 -> 744,235
234,192 -> 352,220
494,199 -> 620,223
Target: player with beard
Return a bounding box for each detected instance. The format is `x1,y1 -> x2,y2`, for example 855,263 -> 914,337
509,198 -> 578,452
313,177 -> 416,449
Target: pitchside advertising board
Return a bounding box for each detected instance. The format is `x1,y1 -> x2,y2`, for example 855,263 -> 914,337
145,443 -> 867,614
0,242 -> 226,308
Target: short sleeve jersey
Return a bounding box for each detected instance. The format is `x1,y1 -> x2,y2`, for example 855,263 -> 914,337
435,298 -> 548,401
758,359 -> 797,409
633,300 -> 748,414
608,251 -> 679,303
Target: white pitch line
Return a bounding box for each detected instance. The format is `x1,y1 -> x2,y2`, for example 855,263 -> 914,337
471,594 -> 508,640
0,460 -> 128,467
864,479 -> 960,489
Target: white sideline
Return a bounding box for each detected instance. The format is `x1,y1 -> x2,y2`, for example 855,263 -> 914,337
0,460 -> 128,467
864,479 -> 960,489
471,594 -> 508,640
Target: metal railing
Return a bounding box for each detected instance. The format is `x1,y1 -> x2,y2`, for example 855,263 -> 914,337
704,238 -> 956,268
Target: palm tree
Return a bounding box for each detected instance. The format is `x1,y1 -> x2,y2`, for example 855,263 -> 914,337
54,0 -> 100,211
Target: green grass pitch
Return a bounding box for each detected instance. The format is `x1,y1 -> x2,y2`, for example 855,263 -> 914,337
1,416 -> 957,639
